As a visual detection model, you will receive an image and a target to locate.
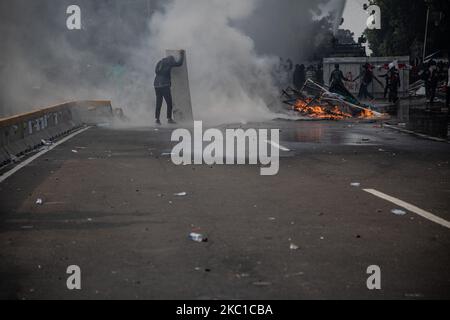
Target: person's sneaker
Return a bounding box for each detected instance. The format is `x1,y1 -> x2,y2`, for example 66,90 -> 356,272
167,119 -> 177,125
155,119 -> 162,125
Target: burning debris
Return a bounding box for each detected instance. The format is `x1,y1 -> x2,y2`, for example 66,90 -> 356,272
282,79 -> 384,120
293,98 -> 353,120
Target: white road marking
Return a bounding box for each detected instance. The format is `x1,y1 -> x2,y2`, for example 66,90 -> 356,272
0,126 -> 91,184
265,140 -> 291,152
364,189 -> 450,230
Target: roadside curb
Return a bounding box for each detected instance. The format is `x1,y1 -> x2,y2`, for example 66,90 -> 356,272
0,100 -> 113,167
383,123 -> 450,143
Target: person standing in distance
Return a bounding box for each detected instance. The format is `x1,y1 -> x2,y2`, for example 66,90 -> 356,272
154,50 -> 185,125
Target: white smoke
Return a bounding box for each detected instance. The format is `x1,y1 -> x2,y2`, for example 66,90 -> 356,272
1,0 -> 345,125
142,0 -> 281,125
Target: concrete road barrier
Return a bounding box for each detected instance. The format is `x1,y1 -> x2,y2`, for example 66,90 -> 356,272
0,100 -> 113,166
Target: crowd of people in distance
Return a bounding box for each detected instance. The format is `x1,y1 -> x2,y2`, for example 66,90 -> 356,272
276,57 -> 449,110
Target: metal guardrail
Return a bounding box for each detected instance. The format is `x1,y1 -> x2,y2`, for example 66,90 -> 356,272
0,100 -> 113,167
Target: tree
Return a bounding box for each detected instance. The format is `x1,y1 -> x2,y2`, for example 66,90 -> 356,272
364,0 -> 450,58
335,29 -> 356,45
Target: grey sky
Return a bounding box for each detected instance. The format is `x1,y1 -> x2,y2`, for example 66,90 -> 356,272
342,0 -> 368,38
342,0 -> 371,52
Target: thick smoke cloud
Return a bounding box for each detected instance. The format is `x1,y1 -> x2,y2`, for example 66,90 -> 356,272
0,0 -> 345,125
233,0 -> 345,58
145,0 -> 278,124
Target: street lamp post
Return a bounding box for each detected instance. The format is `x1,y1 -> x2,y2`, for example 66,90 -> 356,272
423,0 -> 432,61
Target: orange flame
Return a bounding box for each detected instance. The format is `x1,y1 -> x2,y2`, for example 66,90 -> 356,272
358,108 -> 375,118
294,99 -> 352,120
294,98 -> 375,120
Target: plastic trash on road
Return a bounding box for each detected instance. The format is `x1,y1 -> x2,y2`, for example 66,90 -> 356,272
174,192 -> 187,196
189,232 -> 208,243
350,182 -> 361,187
36,198 -> 44,205
290,244 -> 299,250
391,209 -> 407,216
41,139 -> 52,146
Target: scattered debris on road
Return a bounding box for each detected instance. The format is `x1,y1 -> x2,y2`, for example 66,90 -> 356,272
174,192 -> 187,197
391,209 -> 407,216
189,232 -> 208,243
36,198 -> 44,205
41,139 -> 53,146
350,182 -> 361,187
290,243 -> 300,250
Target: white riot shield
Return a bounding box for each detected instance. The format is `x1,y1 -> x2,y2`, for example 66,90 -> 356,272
166,49 -> 194,123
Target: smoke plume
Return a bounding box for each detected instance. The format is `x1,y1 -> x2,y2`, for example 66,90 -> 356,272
0,0 -> 346,125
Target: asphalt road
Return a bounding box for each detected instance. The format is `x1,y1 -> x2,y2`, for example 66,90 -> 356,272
0,119 -> 449,300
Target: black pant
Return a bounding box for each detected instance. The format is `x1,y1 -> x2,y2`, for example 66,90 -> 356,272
384,82 -> 389,99
358,83 -> 373,100
155,86 -> 173,120
389,88 -> 399,104
429,85 -> 437,105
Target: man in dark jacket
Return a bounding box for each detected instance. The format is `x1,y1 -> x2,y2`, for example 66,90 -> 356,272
154,50 -> 185,125
293,64 -> 305,91
329,64 -> 352,97
388,66 -> 401,104
380,71 -> 390,99
353,63 -> 384,101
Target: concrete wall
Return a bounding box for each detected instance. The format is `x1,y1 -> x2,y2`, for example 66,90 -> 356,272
0,100 -> 113,167
323,56 -> 410,98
